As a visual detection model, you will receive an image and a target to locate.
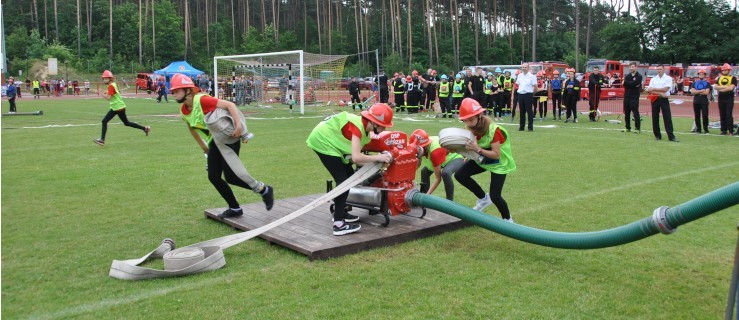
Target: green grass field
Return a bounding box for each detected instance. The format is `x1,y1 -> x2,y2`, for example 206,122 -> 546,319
2,96 -> 738,319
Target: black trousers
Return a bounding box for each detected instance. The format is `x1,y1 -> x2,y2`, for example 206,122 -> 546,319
589,88 -> 601,120
451,97 -> 464,115
394,93 -> 405,111
208,140 -> 256,209
454,160 -> 511,219
551,92 -> 562,119
518,93 -> 534,130
512,92 -> 519,118
156,90 -> 168,102
564,97 -> 578,120
623,97 -> 641,131
439,95 -> 450,116
424,89 -> 436,111
100,109 -> 146,140
8,97 -> 16,112
693,102 -> 709,133
350,92 -> 361,110
500,92 -> 511,115
380,88 -> 389,103
651,98 -> 675,140
316,151 -> 355,222
718,97 -> 734,133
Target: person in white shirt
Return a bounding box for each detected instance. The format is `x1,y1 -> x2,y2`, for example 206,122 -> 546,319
646,65 -> 678,142
515,63 -> 539,131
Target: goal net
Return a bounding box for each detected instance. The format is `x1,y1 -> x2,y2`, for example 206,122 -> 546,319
214,50 -> 355,114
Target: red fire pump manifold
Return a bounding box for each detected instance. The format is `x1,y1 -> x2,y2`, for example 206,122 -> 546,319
328,130 -> 426,227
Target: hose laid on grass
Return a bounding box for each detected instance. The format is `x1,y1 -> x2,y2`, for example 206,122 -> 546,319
406,182 -> 739,249
109,161 -> 384,280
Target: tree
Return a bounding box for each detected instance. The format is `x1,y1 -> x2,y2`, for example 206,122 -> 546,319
598,19 -> 642,60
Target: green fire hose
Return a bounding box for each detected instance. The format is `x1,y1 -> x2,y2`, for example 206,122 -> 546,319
406,182 -> 739,249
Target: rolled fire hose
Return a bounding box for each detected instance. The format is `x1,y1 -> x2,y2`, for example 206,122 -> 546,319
109,161 -> 384,280
406,181 -> 739,249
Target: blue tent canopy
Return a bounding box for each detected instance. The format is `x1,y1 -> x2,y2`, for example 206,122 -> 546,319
154,61 -> 204,78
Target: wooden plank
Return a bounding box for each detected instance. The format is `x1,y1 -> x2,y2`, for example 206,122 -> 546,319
204,194 -> 471,260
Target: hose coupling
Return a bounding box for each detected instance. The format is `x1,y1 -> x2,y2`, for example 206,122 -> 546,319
404,188 -> 420,209
651,206 -> 676,235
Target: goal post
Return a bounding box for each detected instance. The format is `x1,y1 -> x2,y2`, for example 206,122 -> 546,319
214,50 -> 350,114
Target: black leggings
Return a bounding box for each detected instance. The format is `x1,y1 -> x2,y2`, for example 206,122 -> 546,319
316,151 -> 355,222
454,160 -> 511,219
100,109 -> 146,140
208,140 -> 256,209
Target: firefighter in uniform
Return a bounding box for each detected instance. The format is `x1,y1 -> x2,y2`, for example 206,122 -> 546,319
406,76 -> 422,113
451,74 -> 466,117
438,74 -> 451,118
550,70 -> 563,120
498,71 -> 513,118
483,74 -> 498,119
690,69 -> 711,134
588,66 -> 605,121
563,68 -> 581,123
392,73 -> 406,112
715,63 -> 737,135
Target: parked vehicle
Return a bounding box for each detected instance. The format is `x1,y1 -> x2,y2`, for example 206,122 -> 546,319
135,72 -> 158,91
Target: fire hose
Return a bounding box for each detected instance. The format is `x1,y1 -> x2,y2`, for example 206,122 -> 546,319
109,161 -> 384,280
405,181 -> 739,249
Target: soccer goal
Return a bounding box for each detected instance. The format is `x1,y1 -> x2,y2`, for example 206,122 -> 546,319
214,50 -> 359,114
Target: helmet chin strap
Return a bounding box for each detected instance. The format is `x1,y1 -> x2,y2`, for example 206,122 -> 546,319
372,123 -> 380,135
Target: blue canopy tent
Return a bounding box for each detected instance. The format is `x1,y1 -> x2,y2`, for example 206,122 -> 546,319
154,61 -> 204,91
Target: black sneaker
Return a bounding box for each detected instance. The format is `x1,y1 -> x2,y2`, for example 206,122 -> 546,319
93,139 -> 105,146
333,223 -> 361,236
261,185 -> 274,211
219,208 -> 243,218
345,213 -> 360,223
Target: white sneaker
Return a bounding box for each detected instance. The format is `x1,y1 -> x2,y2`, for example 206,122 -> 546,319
473,194 -> 493,211
504,218 -> 515,224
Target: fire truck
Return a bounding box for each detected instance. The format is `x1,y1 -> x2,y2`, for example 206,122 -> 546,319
683,63 -> 721,90
526,61 -> 569,79
644,65 -> 684,87
580,59 -> 628,100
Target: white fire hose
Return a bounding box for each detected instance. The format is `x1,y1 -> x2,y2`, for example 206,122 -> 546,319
109,161 -> 384,280
109,108 -> 385,280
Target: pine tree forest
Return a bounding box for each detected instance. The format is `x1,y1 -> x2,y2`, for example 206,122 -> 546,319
2,0 -> 737,77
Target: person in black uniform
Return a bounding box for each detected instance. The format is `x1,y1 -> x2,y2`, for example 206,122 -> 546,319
563,68 -> 581,123
423,69 -> 439,113
715,63 -> 737,135
468,67 -> 486,105
690,69 -> 711,134
588,66 -> 605,121
378,72 -> 389,103
392,73 -> 406,112
349,76 -> 361,111
622,62 -> 643,132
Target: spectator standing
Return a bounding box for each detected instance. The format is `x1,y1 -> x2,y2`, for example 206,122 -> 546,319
516,64 -> 537,131
622,62 -> 643,132
588,66 -> 605,121
6,79 -> 17,113
349,76 -> 362,111
563,68 -> 581,123
690,69 -> 711,134
645,65 -> 678,142
715,63 -> 737,135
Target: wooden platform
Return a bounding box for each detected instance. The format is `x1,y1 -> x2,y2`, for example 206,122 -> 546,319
205,194 -> 470,260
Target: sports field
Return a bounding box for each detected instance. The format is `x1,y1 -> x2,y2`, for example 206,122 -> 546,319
2,95 -> 738,319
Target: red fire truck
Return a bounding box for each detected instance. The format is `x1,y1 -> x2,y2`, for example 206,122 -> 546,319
526,61 -> 569,79
683,63 -> 721,90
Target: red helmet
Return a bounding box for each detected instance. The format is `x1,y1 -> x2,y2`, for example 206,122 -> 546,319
361,103 -> 394,127
406,76 -> 412,82
553,70 -> 560,76
409,129 -> 431,147
722,63 -> 732,71
101,70 -> 114,79
565,68 -> 576,73
698,69 -> 707,75
458,98 -> 485,120
169,73 -> 198,91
